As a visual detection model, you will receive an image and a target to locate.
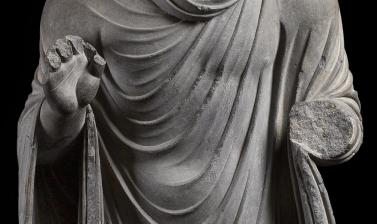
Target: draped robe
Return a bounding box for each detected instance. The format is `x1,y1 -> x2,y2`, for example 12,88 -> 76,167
17,0 -> 363,223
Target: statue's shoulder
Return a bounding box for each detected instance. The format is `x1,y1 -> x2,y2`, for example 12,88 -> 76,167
279,0 -> 340,27
40,0 -> 99,51
41,0 -> 88,28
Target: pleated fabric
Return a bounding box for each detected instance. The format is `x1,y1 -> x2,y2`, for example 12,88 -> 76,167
150,0 -> 240,21
18,75 -> 104,224
89,0 -> 279,223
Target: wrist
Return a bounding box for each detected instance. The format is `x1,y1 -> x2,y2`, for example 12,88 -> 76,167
40,99 -> 86,141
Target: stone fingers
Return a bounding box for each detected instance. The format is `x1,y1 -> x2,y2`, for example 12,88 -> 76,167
43,36 -> 106,82
89,54 -> 106,78
45,43 -> 67,90
40,35 -> 106,112
46,46 -> 61,72
83,42 -> 106,78
55,38 -> 73,62
66,35 -> 85,55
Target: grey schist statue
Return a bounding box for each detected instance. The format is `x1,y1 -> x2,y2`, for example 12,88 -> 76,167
17,0 -> 363,223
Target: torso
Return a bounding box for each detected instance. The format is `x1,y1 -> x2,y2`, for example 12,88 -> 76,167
42,0 -> 282,223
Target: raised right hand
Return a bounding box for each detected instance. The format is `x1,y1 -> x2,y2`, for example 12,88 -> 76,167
39,35 -> 106,115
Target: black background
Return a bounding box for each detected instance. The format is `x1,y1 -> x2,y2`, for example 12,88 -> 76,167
4,0 -> 376,223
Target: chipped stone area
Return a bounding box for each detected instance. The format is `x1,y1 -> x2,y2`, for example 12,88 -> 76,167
289,100 -> 353,160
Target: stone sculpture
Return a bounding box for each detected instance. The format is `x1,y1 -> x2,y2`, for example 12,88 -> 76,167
17,0 -> 363,223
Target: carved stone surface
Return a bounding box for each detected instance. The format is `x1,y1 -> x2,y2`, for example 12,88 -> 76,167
289,100 -> 357,164
17,0 -> 363,223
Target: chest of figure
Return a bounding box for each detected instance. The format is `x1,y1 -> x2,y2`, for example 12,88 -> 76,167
93,0 -> 280,143
90,0 -> 280,98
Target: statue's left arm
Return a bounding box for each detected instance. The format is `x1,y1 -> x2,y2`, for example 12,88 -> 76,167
287,10 -> 363,166
279,0 -> 363,223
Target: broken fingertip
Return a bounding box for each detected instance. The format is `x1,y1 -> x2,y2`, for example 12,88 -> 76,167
66,35 -> 84,55
46,47 -> 61,72
83,42 -> 98,62
56,38 -> 73,62
89,54 -> 106,78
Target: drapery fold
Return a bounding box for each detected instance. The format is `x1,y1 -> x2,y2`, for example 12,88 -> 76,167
150,0 -> 241,21
18,72 -> 104,223
284,9 -> 363,224
18,70 -> 44,224
79,106 -> 104,224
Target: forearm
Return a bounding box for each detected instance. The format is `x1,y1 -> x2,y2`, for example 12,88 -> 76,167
37,99 -> 86,164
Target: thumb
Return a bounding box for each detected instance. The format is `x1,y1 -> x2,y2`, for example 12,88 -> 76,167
37,56 -> 50,85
